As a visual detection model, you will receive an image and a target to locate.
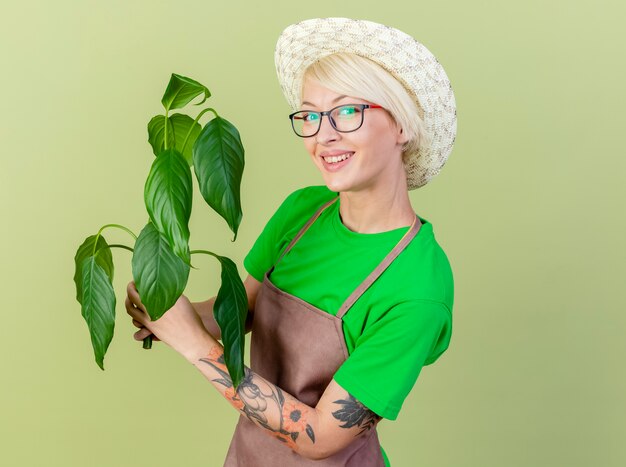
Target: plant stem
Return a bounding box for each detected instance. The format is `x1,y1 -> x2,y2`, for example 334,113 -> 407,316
180,107 -> 220,155
90,224 -> 137,257
190,249 -> 221,260
106,244 -> 134,253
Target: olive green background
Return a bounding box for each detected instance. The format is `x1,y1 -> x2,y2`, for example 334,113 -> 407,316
1,0 -> 624,466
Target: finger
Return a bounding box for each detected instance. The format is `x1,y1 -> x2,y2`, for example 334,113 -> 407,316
125,295 -> 149,320
133,329 -> 160,341
131,318 -> 160,340
125,297 -> 135,314
125,296 -> 140,314
126,281 -> 147,313
134,328 -> 151,341
126,299 -> 146,322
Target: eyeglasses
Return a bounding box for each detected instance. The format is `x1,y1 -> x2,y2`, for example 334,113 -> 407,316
288,103 -> 384,138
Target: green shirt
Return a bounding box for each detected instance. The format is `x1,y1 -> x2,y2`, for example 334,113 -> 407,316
243,185 -> 454,424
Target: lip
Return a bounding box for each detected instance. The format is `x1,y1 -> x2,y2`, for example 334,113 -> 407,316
319,151 -> 355,172
319,150 -> 354,158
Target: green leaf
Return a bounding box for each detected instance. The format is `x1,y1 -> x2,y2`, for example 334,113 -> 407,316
147,113 -> 202,167
212,255 -> 248,389
147,115 -> 173,157
131,221 -> 190,321
161,73 -> 210,112
144,148 -> 193,264
80,256 -> 116,370
193,116 -> 244,240
74,234 -> 114,305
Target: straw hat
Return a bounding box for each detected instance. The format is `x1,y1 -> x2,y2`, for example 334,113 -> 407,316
274,17 -> 457,190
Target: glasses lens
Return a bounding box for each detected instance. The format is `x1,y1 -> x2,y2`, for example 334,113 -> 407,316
330,105 -> 363,132
291,111 -> 320,137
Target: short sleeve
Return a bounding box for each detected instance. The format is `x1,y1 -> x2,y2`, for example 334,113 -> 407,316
243,185 -> 338,282
243,190 -> 301,282
333,300 -> 452,420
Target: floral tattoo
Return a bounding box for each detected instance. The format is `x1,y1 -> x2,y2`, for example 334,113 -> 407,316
199,347 -> 316,449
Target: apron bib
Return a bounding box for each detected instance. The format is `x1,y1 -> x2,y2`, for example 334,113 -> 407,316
224,196 -> 421,466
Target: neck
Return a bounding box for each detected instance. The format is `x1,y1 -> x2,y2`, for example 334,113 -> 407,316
337,181 -> 416,234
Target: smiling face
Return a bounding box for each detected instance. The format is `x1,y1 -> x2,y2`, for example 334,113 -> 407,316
300,79 -> 409,194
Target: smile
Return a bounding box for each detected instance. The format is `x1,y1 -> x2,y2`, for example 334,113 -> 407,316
321,152 -> 354,164
319,151 -> 355,172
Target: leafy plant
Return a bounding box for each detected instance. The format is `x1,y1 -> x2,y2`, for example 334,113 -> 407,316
73,73 -> 248,388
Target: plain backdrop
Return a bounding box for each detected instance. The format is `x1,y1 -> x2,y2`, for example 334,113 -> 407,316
1,0 -> 624,466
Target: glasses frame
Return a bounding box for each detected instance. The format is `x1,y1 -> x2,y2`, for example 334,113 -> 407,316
288,103 -> 384,138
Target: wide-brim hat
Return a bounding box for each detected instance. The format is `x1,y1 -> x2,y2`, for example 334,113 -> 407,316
274,17 -> 457,190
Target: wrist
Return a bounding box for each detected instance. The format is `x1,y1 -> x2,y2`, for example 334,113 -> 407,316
183,331 -> 217,365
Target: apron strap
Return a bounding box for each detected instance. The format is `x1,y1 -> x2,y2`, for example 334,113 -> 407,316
336,214 -> 422,320
268,196 -> 339,275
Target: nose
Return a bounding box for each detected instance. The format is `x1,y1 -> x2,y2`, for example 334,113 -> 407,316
315,114 -> 340,144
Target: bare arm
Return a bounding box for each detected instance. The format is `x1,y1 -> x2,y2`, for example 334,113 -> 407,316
189,342 -> 382,461
129,274 -> 379,460
191,274 -> 261,340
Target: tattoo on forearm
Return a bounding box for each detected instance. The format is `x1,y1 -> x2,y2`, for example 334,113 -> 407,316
198,347 -> 316,449
332,394 -> 382,436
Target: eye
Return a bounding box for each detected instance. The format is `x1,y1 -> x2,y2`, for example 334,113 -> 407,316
336,105 -> 361,119
301,112 -> 320,123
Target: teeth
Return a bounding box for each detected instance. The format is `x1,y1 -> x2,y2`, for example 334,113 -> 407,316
323,152 -> 353,163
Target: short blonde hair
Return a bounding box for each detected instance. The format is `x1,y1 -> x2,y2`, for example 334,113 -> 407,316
300,52 -> 431,163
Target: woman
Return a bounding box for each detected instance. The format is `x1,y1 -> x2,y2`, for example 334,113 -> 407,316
126,17 -> 457,466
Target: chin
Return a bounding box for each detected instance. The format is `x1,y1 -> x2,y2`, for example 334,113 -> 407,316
323,183 -> 343,194
322,178 -> 356,194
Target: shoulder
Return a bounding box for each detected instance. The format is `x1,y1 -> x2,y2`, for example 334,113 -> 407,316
243,185 -> 337,281
377,217 -> 454,311
283,185 -> 337,211
275,185 -> 338,229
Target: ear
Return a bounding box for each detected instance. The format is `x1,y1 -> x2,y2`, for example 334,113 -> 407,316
397,126 -> 410,145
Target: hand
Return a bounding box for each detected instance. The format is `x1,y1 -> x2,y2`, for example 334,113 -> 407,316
125,281 -> 215,362
127,297 -> 205,342
127,300 -> 160,343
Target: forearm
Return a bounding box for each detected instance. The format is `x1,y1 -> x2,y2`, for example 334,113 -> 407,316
191,297 -> 222,341
187,342 -> 321,460
192,297 -> 254,342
